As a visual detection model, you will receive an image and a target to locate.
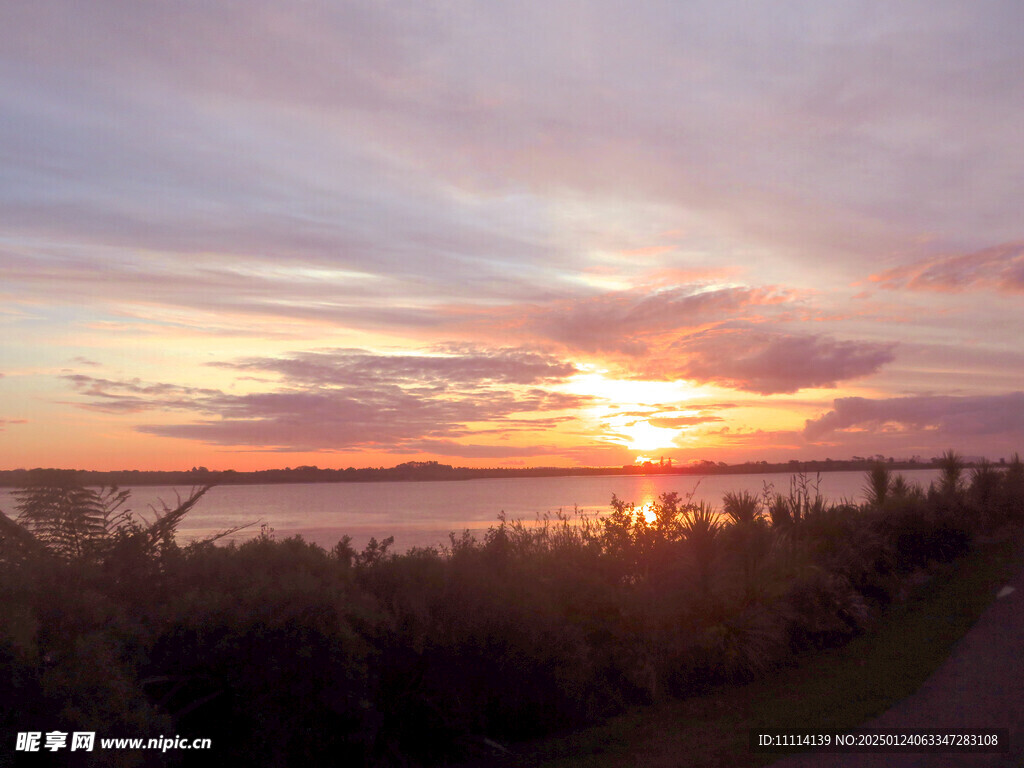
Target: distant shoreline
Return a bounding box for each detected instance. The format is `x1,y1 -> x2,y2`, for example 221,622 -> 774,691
0,458 -> 966,488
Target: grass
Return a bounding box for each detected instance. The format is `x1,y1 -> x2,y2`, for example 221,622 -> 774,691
474,533 -> 1023,768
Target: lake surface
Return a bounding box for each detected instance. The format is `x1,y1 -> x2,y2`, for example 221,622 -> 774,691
0,468 -> 943,551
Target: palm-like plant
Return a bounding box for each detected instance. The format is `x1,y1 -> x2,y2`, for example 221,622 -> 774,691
722,490 -> 770,601
863,462 -> 891,508
723,490 -> 762,526
936,449 -> 965,498
969,459 -> 1000,517
681,502 -> 722,595
681,502 -> 723,545
768,494 -> 793,528
890,474 -> 910,499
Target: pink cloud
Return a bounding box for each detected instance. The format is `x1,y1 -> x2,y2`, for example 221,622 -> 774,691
64,347 -> 590,454
530,285 -> 793,355
665,328 -> 896,394
871,242 -> 1024,293
804,393 -> 1024,441
63,375 -> 222,414
214,345 -> 577,388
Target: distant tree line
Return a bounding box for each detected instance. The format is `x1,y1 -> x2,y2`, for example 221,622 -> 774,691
0,456 -> 973,488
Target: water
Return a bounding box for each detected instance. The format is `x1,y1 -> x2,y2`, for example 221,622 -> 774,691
0,468 -> 942,551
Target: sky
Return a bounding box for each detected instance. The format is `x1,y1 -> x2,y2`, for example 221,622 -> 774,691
2,1 -> 1024,471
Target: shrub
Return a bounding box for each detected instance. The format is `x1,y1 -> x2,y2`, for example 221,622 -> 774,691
875,509 -> 970,572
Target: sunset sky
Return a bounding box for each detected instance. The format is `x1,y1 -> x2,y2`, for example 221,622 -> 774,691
3,1 -> 1024,471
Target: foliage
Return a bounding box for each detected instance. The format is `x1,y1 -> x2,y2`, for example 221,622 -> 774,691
1,450 -> 1022,766
2,469 -> 215,566
11,469 -> 131,560
999,453 -> 1024,521
969,460 -> 1002,526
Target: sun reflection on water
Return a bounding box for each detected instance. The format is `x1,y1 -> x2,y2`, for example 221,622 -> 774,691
639,499 -> 657,524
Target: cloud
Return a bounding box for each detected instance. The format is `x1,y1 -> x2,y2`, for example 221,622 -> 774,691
394,440 -> 565,459
4,1 -> 1024,469
607,404 -> 728,430
804,393 -> 1024,441
702,426 -> 805,451
648,415 -> 724,429
665,328 -> 896,394
871,242 -> 1024,294
65,348 -> 588,453
63,375 -> 222,414
5,0 -> 1022,327
1,2 -> 584,320
214,345 -> 578,389
530,285 -> 793,355
0,246 -> 563,334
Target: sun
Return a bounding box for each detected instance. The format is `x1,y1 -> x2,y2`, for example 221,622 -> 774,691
619,420 -> 679,451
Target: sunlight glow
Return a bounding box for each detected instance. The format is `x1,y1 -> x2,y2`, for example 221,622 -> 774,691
619,420 -> 679,451
639,499 -> 657,524
565,372 -> 698,405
